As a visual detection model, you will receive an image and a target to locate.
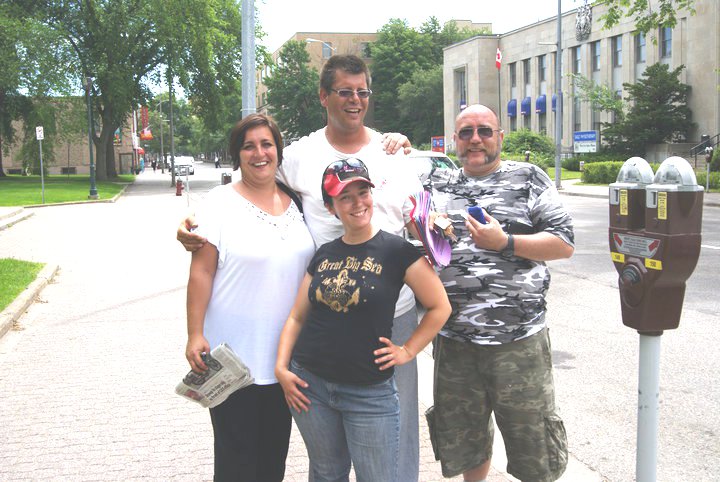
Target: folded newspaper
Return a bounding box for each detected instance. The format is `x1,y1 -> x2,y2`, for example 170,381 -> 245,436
175,343 -> 254,408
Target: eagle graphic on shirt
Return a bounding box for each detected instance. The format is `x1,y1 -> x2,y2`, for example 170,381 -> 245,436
316,269 -> 361,313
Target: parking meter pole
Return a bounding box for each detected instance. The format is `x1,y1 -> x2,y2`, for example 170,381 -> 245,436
706,157 -> 711,191
636,333 -> 661,482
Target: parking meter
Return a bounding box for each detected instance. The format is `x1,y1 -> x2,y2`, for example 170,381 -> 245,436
609,156 -> 703,481
609,156 -> 703,333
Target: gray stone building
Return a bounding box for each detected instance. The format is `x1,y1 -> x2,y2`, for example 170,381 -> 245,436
443,0 -> 720,161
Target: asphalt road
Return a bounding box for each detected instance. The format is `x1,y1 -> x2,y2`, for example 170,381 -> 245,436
546,195 -> 719,482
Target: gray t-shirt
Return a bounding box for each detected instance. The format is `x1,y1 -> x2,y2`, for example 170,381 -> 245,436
433,161 -> 575,345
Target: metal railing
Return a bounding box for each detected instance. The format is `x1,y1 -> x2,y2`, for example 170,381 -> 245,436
690,133 -> 719,165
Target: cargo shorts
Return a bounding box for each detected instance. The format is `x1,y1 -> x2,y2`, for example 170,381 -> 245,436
426,330 -> 568,481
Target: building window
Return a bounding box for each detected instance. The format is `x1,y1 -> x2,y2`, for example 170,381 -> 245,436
572,46 -> 581,75
455,68 -> 467,112
510,116 -> 517,132
635,32 -> 646,63
591,41 -> 601,72
612,35 -> 622,67
510,62 -> 517,99
592,108 -> 601,134
660,27 -> 672,58
523,59 -> 531,97
573,96 -> 582,133
538,54 -> 547,96
322,42 -> 334,59
539,113 -> 546,135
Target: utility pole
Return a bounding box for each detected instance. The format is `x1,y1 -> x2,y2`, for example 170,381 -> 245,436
554,0 -> 563,189
241,0 -> 256,118
85,77 -> 98,199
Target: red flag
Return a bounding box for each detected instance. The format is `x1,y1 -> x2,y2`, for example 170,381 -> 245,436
495,48 -> 502,70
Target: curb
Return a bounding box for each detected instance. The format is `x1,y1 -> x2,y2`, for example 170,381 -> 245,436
0,263 -> 59,339
0,209 -> 34,232
23,183 -> 130,209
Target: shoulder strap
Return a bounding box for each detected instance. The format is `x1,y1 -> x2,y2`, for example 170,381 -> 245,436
276,181 -> 303,213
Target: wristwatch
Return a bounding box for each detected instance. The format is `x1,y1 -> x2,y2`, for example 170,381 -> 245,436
500,233 -> 515,258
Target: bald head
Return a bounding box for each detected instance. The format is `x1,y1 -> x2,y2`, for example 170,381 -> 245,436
453,104 -> 504,177
455,104 -> 499,129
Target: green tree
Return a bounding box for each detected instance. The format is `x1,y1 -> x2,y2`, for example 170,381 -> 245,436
15,0 -> 247,180
369,19 -> 432,133
598,0 -> 696,35
603,63 -> 694,155
568,73 -> 624,119
397,65 -> 444,145
370,17 -> 482,134
264,41 -> 324,140
502,129 -> 556,157
0,3 -> 70,176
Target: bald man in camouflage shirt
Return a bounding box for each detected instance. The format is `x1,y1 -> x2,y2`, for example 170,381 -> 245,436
427,105 -> 575,482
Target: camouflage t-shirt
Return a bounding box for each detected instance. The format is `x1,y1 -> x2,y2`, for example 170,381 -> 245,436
432,161 -> 574,345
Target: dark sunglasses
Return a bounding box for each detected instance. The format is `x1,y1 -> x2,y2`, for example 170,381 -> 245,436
324,158 -> 370,181
329,88 -> 373,99
457,126 -> 502,141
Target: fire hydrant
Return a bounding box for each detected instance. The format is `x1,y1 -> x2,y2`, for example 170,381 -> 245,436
175,179 -> 183,196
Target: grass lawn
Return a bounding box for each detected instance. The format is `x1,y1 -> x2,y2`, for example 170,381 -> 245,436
548,168 -> 583,181
0,174 -> 134,207
0,259 -> 45,312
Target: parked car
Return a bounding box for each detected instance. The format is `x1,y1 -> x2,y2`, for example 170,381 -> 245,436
172,156 -> 195,175
406,150 -> 458,190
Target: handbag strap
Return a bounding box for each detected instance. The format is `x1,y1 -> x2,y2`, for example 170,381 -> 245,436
276,181 -> 303,213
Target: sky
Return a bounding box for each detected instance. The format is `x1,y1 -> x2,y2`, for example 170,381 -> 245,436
256,0 -> 585,52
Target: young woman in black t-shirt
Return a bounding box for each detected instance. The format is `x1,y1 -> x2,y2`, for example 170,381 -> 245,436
275,158 -> 450,482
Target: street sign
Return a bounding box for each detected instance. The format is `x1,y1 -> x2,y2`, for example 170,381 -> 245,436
573,130 -> 598,153
431,136 -> 445,153
36,126 -> 44,140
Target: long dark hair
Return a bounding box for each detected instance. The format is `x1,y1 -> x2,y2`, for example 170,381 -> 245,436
228,114 -> 284,170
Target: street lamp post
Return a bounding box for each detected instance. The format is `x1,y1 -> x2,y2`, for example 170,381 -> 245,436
554,0 -> 563,190
241,0 -> 256,119
156,100 -> 167,173
540,3 -> 564,190
168,82 -> 177,187
85,76 -> 98,199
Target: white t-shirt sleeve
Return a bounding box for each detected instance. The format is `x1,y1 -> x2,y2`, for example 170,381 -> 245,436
194,186 -> 227,267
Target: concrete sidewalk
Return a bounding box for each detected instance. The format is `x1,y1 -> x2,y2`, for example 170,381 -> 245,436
3,168 -> 714,480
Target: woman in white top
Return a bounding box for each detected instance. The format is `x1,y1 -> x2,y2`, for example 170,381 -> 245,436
185,114 -> 315,481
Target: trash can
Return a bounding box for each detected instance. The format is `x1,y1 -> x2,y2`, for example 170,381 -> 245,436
221,173 -> 232,185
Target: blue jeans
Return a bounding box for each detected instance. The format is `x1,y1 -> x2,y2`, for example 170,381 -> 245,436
290,360 -> 400,482
391,307 -> 419,482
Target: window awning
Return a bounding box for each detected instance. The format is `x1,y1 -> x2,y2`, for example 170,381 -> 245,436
552,94 -> 557,112
521,96 -> 531,116
535,95 -> 547,114
507,99 -> 517,118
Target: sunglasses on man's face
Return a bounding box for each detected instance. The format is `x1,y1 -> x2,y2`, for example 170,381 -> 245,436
324,158 -> 370,181
329,88 -> 373,99
457,126 -> 502,141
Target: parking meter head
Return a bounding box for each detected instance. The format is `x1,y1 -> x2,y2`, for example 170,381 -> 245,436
610,156 -> 703,332
645,157 -> 704,235
609,157 -> 654,231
